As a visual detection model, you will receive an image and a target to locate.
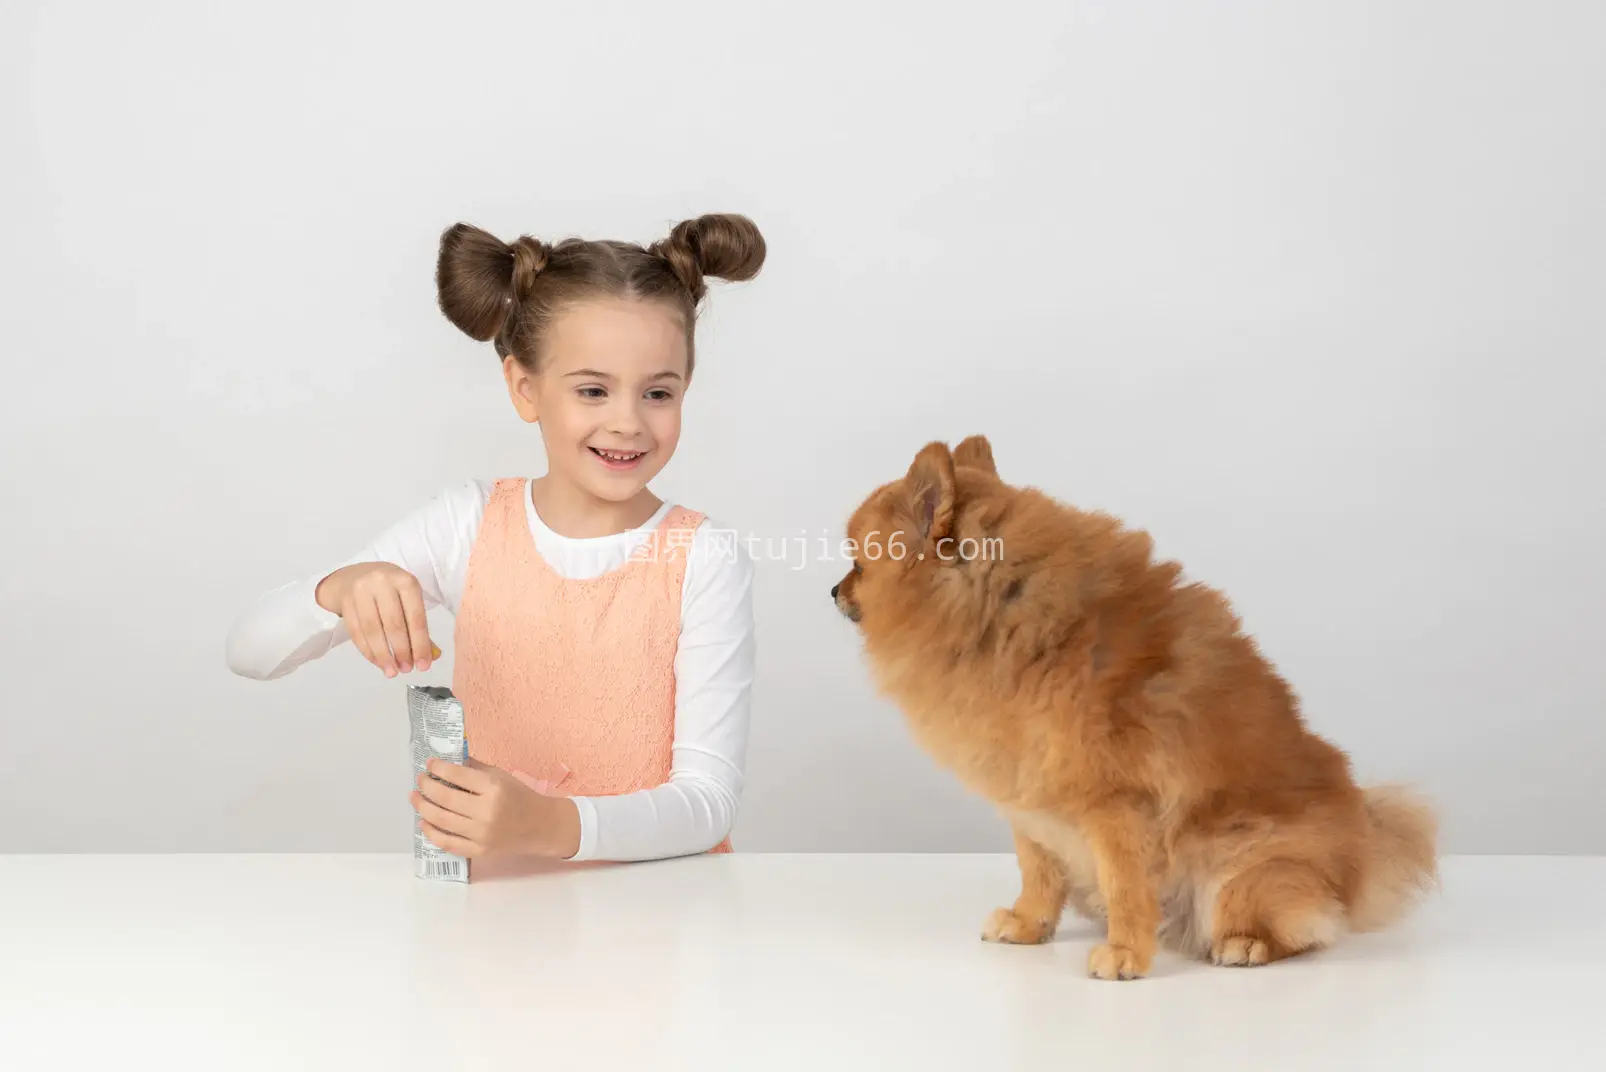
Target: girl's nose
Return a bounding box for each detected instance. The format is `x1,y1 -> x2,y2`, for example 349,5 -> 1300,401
606,403 -> 644,435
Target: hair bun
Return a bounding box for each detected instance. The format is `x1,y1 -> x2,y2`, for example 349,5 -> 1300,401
510,235 -> 550,301
651,214 -> 766,303
434,223 -> 511,342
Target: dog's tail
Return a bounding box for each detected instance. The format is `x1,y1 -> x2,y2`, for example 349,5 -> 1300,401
1346,784 -> 1439,932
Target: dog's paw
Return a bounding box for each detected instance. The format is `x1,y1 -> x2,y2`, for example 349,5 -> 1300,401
981,907 -> 1054,945
1087,942 -> 1150,980
1211,935 -> 1272,967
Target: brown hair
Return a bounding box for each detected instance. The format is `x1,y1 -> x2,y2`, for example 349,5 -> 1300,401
435,214 -> 765,378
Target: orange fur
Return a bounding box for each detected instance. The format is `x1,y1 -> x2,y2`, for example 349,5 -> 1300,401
833,436 -> 1438,980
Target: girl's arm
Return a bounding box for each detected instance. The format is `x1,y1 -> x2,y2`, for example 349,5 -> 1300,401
224,481 -> 488,680
567,522 -> 755,861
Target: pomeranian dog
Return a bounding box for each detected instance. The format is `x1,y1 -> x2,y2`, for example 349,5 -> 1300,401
832,436 -> 1437,980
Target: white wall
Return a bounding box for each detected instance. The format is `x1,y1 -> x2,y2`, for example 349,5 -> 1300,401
3,0 -> 1602,853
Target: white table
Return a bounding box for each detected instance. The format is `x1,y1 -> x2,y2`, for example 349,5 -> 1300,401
2,853 -> 1601,1069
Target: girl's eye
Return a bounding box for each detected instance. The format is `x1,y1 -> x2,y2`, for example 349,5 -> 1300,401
646,388 -> 675,402
577,386 -> 606,400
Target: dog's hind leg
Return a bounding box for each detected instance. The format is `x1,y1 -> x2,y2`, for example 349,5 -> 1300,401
982,827 -> 1068,945
1208,858 -> 1344,967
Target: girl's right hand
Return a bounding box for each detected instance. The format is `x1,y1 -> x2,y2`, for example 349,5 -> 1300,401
315,563 -> 437,677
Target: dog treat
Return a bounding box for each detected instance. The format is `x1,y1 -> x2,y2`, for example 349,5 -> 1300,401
407,685 -> 469,882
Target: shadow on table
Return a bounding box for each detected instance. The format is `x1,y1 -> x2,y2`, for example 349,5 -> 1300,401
466,855 -> 618,883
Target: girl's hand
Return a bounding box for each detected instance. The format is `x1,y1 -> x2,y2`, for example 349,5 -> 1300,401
314,563 -> 438,677
412,758 -> 582,860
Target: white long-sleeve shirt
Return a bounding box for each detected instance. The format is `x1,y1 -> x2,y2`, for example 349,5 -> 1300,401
225,479 -> 754,862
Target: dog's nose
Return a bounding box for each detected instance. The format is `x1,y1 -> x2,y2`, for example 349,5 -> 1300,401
830,583 -> 840,599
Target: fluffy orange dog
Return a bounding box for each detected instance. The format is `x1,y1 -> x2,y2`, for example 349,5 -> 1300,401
832,436 -> 1437,980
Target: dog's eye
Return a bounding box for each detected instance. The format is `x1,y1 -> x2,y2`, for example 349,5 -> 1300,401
852,560 -> 863,575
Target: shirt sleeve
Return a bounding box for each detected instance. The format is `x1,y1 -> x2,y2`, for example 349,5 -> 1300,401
224,480 -> 487,681
568,521 -> 755,861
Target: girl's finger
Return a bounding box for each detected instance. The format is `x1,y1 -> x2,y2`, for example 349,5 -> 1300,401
360,596 -> 396,676
375,589 -> 414,672
420,819 -> 477,858
412,791 -> 476,839
399,583 -> 433,671
427,758 -> 493,795
416,770 -> 479,817
342,598 -> 379,666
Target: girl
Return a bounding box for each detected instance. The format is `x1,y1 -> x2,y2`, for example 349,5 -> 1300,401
226,214 -> 765,864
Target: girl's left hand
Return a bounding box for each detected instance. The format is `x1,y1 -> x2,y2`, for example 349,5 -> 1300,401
412,757 -> 581,860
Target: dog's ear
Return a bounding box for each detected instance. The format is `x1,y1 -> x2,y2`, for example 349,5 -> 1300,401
953,435 -> 997,476
905,441 -> 956,544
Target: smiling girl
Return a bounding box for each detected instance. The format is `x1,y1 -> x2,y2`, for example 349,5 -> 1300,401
226,215 -> 764,865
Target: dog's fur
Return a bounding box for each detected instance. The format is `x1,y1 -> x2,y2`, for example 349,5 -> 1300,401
833,436 -> 1437,980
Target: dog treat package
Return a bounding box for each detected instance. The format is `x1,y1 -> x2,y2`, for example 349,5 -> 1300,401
407,685 -> 469,883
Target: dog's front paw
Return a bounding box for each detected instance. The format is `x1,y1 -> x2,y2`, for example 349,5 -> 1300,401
981,907 -> 1055,945
1087,942 -> 1150,980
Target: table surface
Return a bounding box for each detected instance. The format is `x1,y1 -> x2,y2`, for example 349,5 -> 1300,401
3,852 -> 1601,1070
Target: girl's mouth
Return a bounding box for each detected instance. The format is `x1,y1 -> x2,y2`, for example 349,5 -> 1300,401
589,447 -> 648,471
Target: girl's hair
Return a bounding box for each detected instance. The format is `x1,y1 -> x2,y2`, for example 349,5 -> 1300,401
435,214 -> 765,378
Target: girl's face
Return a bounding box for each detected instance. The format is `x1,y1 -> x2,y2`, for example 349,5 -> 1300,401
504,297 -> 688,505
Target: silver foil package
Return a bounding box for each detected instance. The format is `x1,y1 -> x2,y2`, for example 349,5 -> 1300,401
407,685 -> 469,882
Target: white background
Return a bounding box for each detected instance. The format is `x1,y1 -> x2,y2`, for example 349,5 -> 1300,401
3,0 -> 1602,853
